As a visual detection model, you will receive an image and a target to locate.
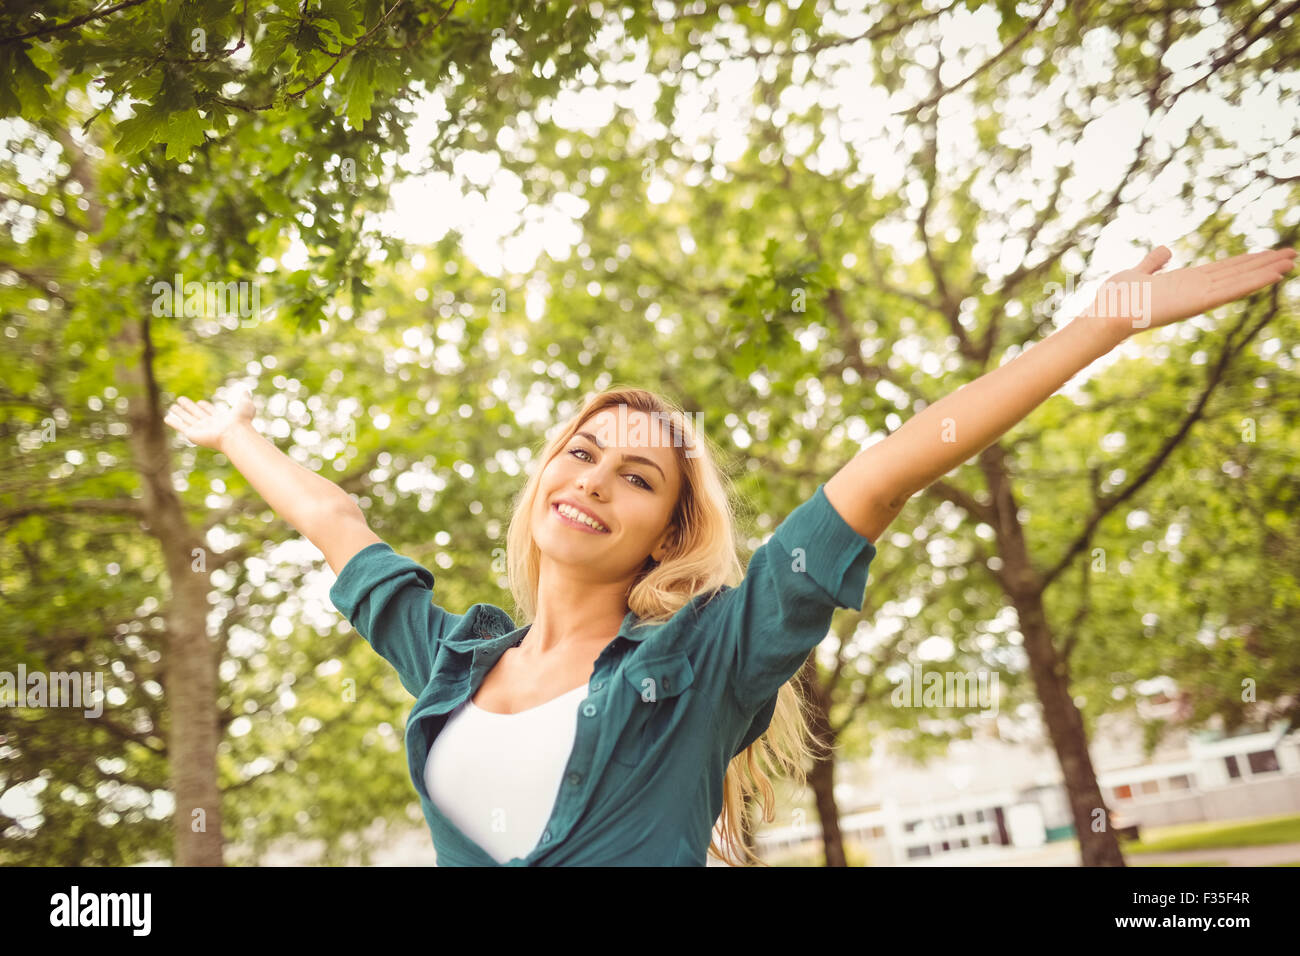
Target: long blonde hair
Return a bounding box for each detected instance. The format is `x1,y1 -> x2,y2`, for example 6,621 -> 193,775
504,385 -> 827,865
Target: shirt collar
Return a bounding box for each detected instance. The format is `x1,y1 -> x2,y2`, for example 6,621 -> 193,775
459,604 -> 649,648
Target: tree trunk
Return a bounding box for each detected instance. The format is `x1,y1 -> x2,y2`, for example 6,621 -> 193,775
807,749 -> 847,866
798,659 -> 848,866
60,120 -> 224,866
980,444 -> 1124,866
741,791 -> 757,860
1012,587 -> 1124,866
116,315 -> 224,866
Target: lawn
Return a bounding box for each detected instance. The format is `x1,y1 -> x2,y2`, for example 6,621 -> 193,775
1122,813 -> 1300,854
760,813 -> 1300,865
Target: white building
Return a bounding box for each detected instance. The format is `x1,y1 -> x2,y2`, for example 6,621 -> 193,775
755,715 -> 1300,865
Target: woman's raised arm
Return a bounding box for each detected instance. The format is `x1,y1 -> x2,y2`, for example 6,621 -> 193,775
824,244 -> 1297,542
164,387 -> 381,574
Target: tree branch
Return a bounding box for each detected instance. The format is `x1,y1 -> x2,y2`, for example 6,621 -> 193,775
1042,293 -> 1282,590
0,499 -> 144,524
0,0 -> 150,45
894,0 -> 1055,122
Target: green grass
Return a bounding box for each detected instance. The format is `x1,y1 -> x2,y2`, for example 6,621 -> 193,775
1123,813 -> 1300,854
1137,861 -> 1300,867
761,813 -> 1300,865
1135,860 -> 1229,867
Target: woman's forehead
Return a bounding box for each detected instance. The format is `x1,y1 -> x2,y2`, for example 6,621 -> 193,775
582,406 -> 679,447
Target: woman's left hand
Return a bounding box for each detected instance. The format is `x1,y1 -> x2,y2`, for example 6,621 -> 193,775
1089,244 -> 1296,341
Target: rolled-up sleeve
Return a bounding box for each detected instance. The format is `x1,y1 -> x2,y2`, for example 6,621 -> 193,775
704,483 -> 877,717
328,542 -> 463,698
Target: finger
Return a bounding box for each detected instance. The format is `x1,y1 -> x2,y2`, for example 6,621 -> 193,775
1198,249 -> 1289,278
177,396 -> 205,417
198,400 -> 217,414
167,404 -> 196,426
1136,245 -> 1172,275
1208,262 -> 1290,304
1210,257 -> 1294,285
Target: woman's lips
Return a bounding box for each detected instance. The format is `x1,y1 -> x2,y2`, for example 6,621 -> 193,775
552,502 -> 609,533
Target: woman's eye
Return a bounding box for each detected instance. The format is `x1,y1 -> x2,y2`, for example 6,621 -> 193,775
568,448 -> 651,489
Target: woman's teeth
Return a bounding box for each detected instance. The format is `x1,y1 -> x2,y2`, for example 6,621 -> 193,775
556,503 -> 608,532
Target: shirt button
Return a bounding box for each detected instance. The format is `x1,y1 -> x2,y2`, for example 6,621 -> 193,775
662,677 -> 671,691
582,703 -> 597,717
566,771 -> 581,786
542,829 -> 552,842
592,680 -> 604,691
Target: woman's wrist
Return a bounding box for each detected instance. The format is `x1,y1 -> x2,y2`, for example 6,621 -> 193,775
217,419 -> 260,456
1070,307 -> 1133,354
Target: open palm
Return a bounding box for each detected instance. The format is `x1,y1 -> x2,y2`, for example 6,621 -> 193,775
164,389 -> 255,450
1094,245 -> 1296,338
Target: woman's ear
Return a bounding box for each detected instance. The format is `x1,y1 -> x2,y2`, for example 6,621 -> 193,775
651,524 -> 677,563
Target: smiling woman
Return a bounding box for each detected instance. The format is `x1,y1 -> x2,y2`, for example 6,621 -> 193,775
481,386 -> 849,865
313,385 -> 877,866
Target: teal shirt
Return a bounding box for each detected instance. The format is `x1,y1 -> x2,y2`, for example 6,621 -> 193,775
328,482 -> 877,866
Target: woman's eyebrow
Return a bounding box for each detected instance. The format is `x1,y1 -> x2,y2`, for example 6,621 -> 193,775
576,430 -> 666,480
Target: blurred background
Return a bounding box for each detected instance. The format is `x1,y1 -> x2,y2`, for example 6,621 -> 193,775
1,0 -> 1298,867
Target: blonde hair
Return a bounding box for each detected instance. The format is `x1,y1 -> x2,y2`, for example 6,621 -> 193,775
504,385 -> 828,865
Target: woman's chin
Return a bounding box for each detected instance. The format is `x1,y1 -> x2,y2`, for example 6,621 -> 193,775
536,538 -> 615,567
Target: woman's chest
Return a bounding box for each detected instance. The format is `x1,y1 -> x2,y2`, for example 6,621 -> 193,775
470,644 -> 604,715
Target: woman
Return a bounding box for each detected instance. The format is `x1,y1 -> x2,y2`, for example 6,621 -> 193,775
164,244 -> 1295,865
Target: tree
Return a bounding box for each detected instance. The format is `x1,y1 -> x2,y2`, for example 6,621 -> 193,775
441,0 -> 1299,866
1,0 -> 636,866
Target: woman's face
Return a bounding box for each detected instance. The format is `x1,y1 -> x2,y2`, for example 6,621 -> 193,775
532,406 -> 683,578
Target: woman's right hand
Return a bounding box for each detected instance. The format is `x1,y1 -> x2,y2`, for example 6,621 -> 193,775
163,388 -> 256,451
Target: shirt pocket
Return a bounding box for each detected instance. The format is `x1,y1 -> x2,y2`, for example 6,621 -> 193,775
609,650 -> 696,769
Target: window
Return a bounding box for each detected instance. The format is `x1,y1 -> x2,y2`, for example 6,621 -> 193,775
1225,755 -> 1241,779
940,841 -> 951,851
907,845 -> 932,859
904,819 -> 920,833
959,838 -> 969,848
1247,750 -> 1280,774
870,826 -> 885,839
979,834 -> 990,845
974,809 -> 985,823
955,813 -> 965,826
1167,774 -> 1191,790
1139,779 -> 1161,795
1114,784 -> 1133,800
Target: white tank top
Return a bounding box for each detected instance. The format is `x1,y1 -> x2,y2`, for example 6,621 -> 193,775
424,683 -> 589,864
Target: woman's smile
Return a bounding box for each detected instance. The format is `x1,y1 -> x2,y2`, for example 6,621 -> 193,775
552,501 -> 611,533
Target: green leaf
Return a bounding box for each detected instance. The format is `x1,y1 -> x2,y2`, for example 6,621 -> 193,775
160,108 -> 208,161
253,15 -> 297,71
0,70 -> 19,118
340,54 -> 377,129
0,43 -> 51,118
113,110 -> 166,154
